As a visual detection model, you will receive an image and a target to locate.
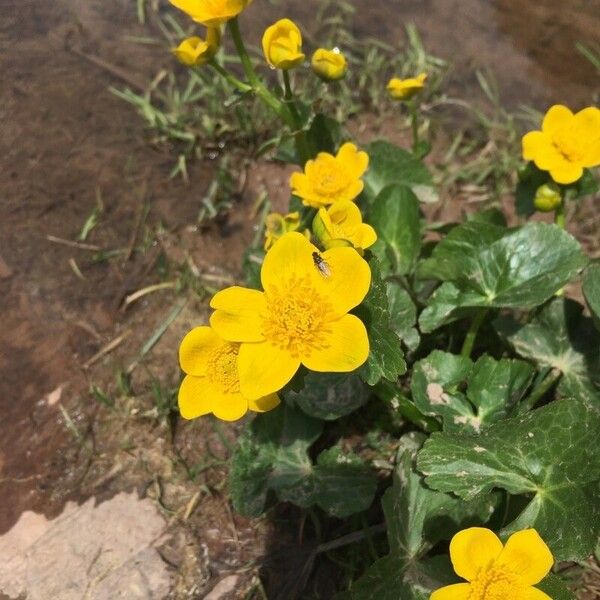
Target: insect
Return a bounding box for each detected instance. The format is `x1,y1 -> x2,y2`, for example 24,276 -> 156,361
312,252 -> 331,278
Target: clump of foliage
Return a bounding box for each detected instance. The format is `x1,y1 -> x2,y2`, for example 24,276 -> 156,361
161,1 -> 600,598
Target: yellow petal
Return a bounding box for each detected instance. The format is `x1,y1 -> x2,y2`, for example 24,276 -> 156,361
209,286 -> 266,342
430,583 -> 471,600
179,326 -> 222,376
301,314 -> 369,372
336,142 -> 369,178
449,527 -> 503,582
261,231 -> 318,293
522,131 -> 546,161
522,586 -> 553,600
542,104 -> 573,135
355,223 -> 378,249
340,179 -> 365,202
549,161 -> 583,185
178,374 -> 213,419
238,341 -> 300,399
248,393 -> 281,413
573,107 -> 600,167
211,391 -> 249,421
496,529 -> 553,586
315,246 -> 371,317
328,200 -> 363,227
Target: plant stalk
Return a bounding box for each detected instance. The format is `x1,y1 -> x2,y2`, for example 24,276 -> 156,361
555,196 -> 566,229
518,368 -> 562,413
408,100 -> 419,153
460,309 -> 488,358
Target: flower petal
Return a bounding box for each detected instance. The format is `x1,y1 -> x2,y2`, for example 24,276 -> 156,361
573,107 -> 600,167
315,246 -> 371,316
449,527 -> 503,582
238,341 -> 300,399
430,583 -> 471,600
356,223 -> 377,249
179,326 -> 221,376
337,142 -> 369,178
550,161 -> 583,185
248,393 -> 281,413
522,131 -> 546,161
209,286 -> 266,342
211,391 -> 249,422
301,314 -> 369,372
261,231 -> 318,293
521,586 -> 553,600
328,200 -> 363,227
542,104 -> 573,135
178,374 -> 213,419
496,529 -> 553,586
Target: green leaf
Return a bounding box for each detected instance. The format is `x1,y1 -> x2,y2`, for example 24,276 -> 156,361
284,371 -> 371,420
417,398 -> 600,560
419,222 -> 587,332
363,141 -> 437,204
230,405 -> 323,517
583,263 -> 600,330
537,574 -> 576,600
411,351 -> 534,431
356,258 -> 407,385
495,298 -> 600,403
277,446 -> 378,518
306,113 -> 343,154
369,185 -> 421,275
386,281 -> 420,351
341,433 -> 495,599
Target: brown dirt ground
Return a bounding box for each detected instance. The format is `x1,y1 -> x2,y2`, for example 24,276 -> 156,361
1,1 -> 598,598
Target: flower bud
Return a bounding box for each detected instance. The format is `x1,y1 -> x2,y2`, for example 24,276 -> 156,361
311,48 -> 347,81
387,73 -> 427,101
169,0 -> 252,27
173,29 -> 221,67
262,18 -> 305,70
264,212 -> 309,251
534,184 -> 562,212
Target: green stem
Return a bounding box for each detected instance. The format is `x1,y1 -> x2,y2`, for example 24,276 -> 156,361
227,17 -> 260,87
555,196 -> 566,229
408,100 -> 419,153
208,60 -> 252,93
282,70 -> 312,164
518,368 -> 561,414
374,381 -> 441,433
460,309 -> 488,358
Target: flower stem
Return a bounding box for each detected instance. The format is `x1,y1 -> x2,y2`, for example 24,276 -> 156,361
460,309 -> 488,358
408,100 -> 419,153
374,381 -> 441,433
555,196 -> 566,229
208,60 -> 252,93
518,368 -> 561,414
282,70 -> 312,164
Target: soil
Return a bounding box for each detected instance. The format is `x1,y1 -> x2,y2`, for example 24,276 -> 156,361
0,0 -> 598,598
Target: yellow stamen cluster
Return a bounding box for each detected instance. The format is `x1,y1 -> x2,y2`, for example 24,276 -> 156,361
467,566 -> 519,600
206,343 -> 240,394
262,276 -> 334,358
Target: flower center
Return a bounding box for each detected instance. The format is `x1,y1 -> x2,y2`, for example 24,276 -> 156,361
552,130 -> 583,163
207,342 -> 240,394
262,276 -> 334,358
468,566 -> 522,600
313,161 -> 351,197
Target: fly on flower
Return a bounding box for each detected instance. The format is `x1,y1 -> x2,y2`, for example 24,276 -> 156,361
312,252 -> 331,278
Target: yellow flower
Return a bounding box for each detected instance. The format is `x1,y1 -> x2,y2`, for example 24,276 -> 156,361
522,104 -> 600,185
178,326 -> 280,421
262,18 -> 305,70
431,527 -> 554,600
534,183 -> 562,213
387,73 -> 427,101
290,142 -> 370,208
313,200 -> 377,251
209,232 -> 371,399
264,211 -> 309,251
311,48 -> 347,81
172,29 -> 221,67
169,0 -> 252,26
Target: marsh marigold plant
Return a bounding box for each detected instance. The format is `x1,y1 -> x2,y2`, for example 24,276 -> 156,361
290,142 -> 369,208
431,527 -> 554,600
522,104 -> 600,184
311,48 -> 347,81
209,232 -> 371,399
178,326 -> 280,421
262,18 -> 305,70
173,29 -> 221,66
387,73 -> 427,101
313,200 -> 377,251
